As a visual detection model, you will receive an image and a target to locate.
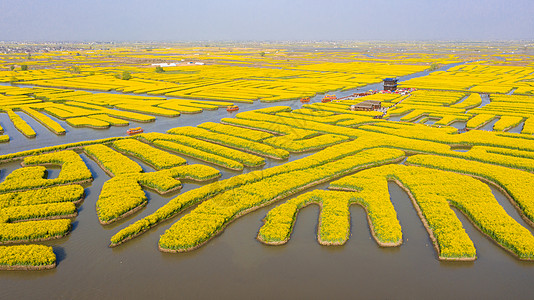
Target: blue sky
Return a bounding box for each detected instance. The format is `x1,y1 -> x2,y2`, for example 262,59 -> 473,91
0,0 -> 532,41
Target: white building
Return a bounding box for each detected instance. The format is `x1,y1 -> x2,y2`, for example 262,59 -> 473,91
151,63 -> 177,67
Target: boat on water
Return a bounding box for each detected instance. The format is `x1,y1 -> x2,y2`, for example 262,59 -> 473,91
227,105 -> 239,112
127,127 -> 144,135
322,94 -> 337,103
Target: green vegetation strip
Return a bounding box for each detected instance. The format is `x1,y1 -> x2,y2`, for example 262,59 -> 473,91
0,151 -> 92,193
406,154 -> 534,227
140,132 -> 265,167
197,122 -> 274,141
97,164 -> 220,224
0,136 -> 128,163
6,109 -> 36,138
0,185 -> 84,208
21,107 -> 66,135
276,111 -> 356,125
167,126 -> 289,160
258,189 -> 402,246
0,245 -> 56,270
97,175 -> 148,224
221,117 -> 318,138
263,133 -> 350,152
84,144 -> 143,176
109,141 -> 403,247
493,116 -> 524,131
466,114 -> 497,129
358,121 -> 534,151
112,139 -> 187,170
66,116 -> 110,129
385,162 -> 534,260
0,219 -> 71,244
452,146 -> 534,173
0,202 -> 77,223
0,135 -> 9,143
152,140 -> 243,171
234,110 -> 361,138
158,148 -> 404,252
89,114 -> 129,126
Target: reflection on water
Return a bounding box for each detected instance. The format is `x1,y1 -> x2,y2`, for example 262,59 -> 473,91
448,121 -> 467,130
507,121 -> 525,134
479,117 -> 499,131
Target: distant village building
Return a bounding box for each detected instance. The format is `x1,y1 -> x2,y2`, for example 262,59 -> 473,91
151,61 -> 205,67
383,78 -> 398,91
350,100 -> 382,111
151,63 -> 177,67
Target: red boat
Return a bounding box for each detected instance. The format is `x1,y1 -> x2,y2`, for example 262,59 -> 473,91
227,105 -> 239,112
300,97 -> 310,103
354,92 -> 372,97
127,127 -> 143,135
322,94 -> 337,103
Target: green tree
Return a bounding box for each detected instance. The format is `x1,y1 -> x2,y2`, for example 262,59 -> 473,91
259,52 -> 265,57
429,63 -> 440,71
155,66 -> 165,73
9,65 -> 15,71
21,65 -> 28,71
121,70 -> 132,80
70,66 -> 81,74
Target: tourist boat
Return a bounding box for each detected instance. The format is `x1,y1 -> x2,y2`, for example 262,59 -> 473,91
322,94 -> 337,103
127,127 -> 143,135
300,97 -> 311,103
458,128 -> 470,133
227,105 -> 239,112
352,92 -> 371,98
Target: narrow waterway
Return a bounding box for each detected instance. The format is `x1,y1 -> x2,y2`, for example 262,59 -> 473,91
507,121 -> 525,133
478,93 -> 491,108
479,117 -> 500,131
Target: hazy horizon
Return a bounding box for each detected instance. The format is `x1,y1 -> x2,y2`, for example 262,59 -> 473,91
1,0 -> 533,42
